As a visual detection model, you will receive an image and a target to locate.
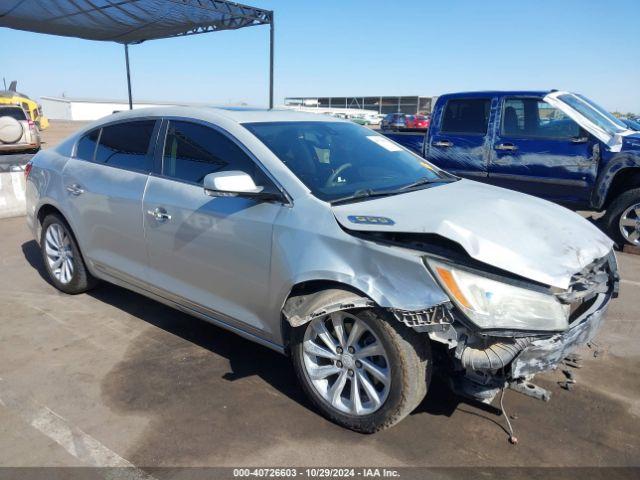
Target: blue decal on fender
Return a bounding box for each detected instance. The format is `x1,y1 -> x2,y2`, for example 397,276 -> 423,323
347,215 -> 395,226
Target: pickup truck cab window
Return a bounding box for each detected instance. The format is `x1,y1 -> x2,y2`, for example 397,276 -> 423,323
426,98 -> 492,179
440,98 -> 491,135
501,98 -> 579,139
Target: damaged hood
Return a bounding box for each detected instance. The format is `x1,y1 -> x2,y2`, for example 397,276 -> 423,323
332,180 -> 613,289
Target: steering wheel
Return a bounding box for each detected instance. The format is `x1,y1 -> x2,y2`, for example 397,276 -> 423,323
325,163 -> 353,187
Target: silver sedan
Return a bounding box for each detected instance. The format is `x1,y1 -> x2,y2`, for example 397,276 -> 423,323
25,107 -> 617,432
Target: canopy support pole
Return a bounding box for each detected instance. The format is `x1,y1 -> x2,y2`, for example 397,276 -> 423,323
269,13 -> 274,109
124,43 -> 133,110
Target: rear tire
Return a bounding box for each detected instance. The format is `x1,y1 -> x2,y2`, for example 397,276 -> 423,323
601,188 -> 640,247
40,214 -> 97,294
291,308 -> 431,433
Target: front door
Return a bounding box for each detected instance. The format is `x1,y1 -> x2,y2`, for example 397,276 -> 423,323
488,97 -> 597,206
142,120 -> 284,336
426,97 -> 492,181
61,119 -> 158,283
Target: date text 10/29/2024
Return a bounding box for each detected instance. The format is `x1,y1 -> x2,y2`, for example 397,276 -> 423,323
233,468 -> 401,478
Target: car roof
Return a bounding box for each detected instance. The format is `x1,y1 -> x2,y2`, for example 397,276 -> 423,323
93,106 -> 348,126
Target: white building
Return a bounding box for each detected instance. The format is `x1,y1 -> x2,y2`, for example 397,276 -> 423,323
40,96 -> 186,121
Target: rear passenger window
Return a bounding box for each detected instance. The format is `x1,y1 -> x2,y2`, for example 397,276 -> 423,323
75,129 -> 100,161
441,99 -> 491,134
162,121 -> 269,186
94,120 -> 156,172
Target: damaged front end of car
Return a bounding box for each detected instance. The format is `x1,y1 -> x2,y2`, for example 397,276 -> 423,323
300,223 -> 620,404
413,250 -> 620,403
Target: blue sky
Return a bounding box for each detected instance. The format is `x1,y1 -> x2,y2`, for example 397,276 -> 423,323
1,0 -> 638,112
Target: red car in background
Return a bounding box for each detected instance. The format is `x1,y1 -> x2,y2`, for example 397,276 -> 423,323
405,114 -> 430,130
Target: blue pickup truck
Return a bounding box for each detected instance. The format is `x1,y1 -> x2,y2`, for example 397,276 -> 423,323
383,91 -> 640,247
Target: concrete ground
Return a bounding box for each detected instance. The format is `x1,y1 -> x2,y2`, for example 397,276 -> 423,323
39,120 -> 90,149
0,215 -> 638,472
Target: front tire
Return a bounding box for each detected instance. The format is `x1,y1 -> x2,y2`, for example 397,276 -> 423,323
40,214 -> 97,294
291,309 -> 431,433
601,188 -> 640,247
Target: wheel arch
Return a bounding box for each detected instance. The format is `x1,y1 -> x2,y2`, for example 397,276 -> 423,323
35,202 -> 68,243
601,166 -> 640,209
35,202 -> 90,271
593,153 -> 640,209
280,280 -> 375,353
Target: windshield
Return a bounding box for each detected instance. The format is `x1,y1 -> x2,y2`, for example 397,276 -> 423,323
624,118 -> 640,131
558,93 -> 628,137
244,121 -> 449,202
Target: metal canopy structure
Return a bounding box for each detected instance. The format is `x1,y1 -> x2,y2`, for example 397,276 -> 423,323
0,0 -> 275,108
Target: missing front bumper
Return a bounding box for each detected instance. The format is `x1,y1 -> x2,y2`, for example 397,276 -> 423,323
510,292 -> 609,378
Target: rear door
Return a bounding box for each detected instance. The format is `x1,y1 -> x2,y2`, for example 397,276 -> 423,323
426,97 -> 492,180
62,119 -> 159,283
142,120 -> 284,336
488,96 -> 597,206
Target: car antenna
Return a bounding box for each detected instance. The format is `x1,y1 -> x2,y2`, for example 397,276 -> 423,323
500,387 -> 518,445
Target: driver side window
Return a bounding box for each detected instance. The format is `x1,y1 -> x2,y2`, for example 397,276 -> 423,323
502,98 -> 580,139
162,121 -> 271,188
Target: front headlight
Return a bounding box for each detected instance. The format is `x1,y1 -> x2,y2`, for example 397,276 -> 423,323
427,259 -> 569,331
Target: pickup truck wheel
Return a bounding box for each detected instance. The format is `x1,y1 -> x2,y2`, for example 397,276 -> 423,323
602,188 -> 640,247
40,214 -> 97,294
291,308 -> 431,433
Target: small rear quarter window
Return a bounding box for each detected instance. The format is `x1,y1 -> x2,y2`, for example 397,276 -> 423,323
75,129 -> 100,161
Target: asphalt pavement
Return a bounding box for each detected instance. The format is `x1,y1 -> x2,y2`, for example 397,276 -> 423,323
0,216 -> 638,472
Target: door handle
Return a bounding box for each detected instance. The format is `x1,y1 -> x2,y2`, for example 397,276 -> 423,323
433,140 -> 453,148
495,143 -> 518,151
147,207 -> 172,222
65,184 -> 85,196
571,137 -> 589,144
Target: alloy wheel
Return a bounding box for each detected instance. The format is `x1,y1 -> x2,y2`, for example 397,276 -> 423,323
619,203 -> 640,246
302,312 -> 391,416
44,223 -> 75,284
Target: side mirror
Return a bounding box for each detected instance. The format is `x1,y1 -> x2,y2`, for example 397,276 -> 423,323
203,171 -> 282,202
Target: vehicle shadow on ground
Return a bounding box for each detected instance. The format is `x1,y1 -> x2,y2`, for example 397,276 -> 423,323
22,240 -> 503,428
22,240 -> 53,285
21,238 -> 309,402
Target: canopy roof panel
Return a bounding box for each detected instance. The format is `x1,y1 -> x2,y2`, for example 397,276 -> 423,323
0,0 -> 272,44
